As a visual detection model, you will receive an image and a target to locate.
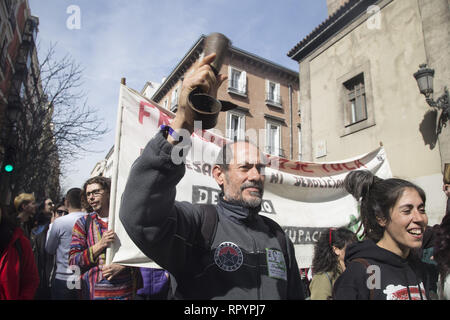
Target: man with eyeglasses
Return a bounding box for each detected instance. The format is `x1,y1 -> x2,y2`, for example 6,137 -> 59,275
46,188 -> 85,299
69,177 -> 139,300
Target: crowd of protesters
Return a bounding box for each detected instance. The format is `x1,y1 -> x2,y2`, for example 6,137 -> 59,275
0,176 -> 170,300
0,169 -> 449,300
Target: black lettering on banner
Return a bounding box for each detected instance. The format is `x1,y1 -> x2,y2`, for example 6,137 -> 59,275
192,185 -> 277,214
192,185 -> 221,205
283,227 -> 329,245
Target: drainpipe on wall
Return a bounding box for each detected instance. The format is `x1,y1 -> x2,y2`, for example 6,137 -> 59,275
289,84 -> 293,160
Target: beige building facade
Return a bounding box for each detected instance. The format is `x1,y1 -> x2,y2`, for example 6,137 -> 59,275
288,0 -> 450,224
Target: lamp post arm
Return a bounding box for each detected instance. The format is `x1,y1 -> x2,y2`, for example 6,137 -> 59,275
435,87 -> 450,135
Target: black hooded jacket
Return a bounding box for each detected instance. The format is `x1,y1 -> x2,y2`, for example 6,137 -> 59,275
333,240 -> 431,300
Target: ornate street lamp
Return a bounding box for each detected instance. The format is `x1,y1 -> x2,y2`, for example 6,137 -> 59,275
414,64 -> 450,134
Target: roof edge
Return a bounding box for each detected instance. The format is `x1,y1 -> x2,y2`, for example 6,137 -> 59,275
287,0 -> 378,61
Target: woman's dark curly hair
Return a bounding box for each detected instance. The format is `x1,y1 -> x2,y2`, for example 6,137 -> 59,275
434,214 -> 450,292
344,170 -> 426,242
312,227 -> 357,276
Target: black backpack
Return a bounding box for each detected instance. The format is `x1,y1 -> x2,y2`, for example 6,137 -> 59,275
166,204 -> 293,299
197,204 -> 290,269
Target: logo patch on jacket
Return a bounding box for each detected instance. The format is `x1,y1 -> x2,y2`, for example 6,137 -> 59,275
214,242 -> 243,272
383,283 -> 427,300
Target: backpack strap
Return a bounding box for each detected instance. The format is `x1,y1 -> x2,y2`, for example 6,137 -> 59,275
259,215 -> 289,265
351,258 -> 375,300
84,214 -> 92,238
198,204 -> 219,248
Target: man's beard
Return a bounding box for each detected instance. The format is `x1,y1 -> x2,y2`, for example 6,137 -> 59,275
225,181 -> 264,209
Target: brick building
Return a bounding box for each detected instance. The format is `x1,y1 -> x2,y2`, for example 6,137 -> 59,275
0,0 -> 60,205
151,35 -> 301,160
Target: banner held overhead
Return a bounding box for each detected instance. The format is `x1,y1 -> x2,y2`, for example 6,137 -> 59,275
107,84 -> 392,269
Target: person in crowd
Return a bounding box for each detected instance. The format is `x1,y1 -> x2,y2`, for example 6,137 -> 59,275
69,177 -> 139,300
333,170 -> 432,300
0,205 -> 39,299
43,199 -> 55,221
53,201 -> 69,220
119,53 -> 305,299
46,188 -> 85,300
434,210 -> 450,299
32,198 -> 54,229
13,193 -> 37,239
30,198 -> 55,299
443,163 -> 449,217
309,227 -> 356,300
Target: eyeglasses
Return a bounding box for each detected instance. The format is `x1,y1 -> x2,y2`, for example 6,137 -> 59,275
86,188 -> 104,198
46,201 -> 54,206
56,209 -> 68,216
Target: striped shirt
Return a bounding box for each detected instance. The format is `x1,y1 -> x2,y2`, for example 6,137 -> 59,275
69,213 -> 134,300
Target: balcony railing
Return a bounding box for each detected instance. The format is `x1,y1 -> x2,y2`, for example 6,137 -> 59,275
227,79 -> 247,96
265,93 -> 282,108
265,146 -> 285,158
14,47 -> 32,78
22,18 -> 38,45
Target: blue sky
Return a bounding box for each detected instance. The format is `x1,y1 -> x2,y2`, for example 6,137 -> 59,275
29,0 -> 328,192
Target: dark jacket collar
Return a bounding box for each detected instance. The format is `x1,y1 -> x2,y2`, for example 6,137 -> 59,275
216,193 -> 260,224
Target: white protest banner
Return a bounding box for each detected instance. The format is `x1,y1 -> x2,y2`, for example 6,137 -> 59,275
107,84 -> 392,269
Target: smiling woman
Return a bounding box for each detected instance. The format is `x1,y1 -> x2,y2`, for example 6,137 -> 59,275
333,170 -> 433,300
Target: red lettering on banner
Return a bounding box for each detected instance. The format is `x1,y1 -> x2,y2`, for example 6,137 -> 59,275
342,163 -> 356,171
278,158 -> 289,170
322,164 -> 330,173
331,164 -> 343,172
300,163 -> 314,173
139,101 -> 172,127
139,101 -> 152,124
290,162 -> 314,173
158,110 -> 171,127
354,159 -> 367,169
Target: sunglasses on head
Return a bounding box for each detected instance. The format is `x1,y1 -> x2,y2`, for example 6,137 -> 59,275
56,209 -> 68,216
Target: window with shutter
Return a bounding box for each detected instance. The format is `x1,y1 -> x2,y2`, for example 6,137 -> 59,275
265,120 -> 281,156
265,79 -> 282,108
227,111 -> 245,141
170,86 -> 180,112
344,73 -> 367,126
228,66 -> 247,97
337,62 -> 375,137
